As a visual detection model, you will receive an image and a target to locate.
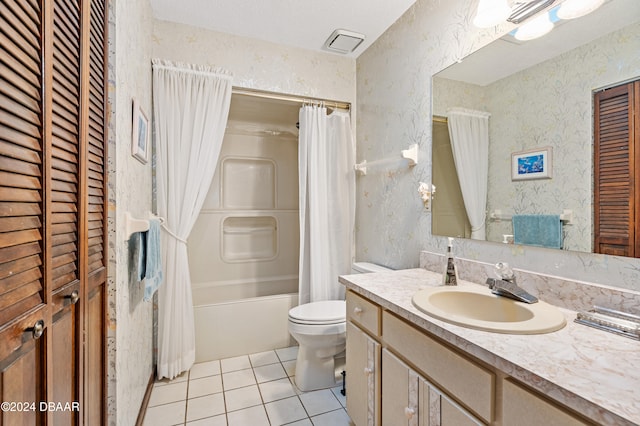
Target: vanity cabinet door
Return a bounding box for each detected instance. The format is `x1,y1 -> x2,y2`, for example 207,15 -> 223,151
382,349 -> 419,426
382,348 -> 484,426
346,321 -> 380,426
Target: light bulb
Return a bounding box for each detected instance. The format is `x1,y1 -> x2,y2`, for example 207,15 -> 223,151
557,0 -> 605,20
473,0 -> 512,28
514,12 -> 554,41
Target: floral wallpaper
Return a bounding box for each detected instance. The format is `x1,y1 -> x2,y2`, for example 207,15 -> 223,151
356,0 -> 640,292
108,0 -> 154,424
431,22 -> 640,253
151,20 -> 356,107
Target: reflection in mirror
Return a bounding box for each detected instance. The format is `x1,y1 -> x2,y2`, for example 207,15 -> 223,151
431,0 -> 640,255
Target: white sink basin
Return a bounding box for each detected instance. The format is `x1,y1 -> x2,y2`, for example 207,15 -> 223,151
412,284 -> 566,334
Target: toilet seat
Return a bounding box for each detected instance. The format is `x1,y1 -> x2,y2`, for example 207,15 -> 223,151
288,300 -> 346,325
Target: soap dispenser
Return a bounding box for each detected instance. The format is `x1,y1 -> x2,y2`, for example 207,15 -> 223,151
442,237 -> 458,286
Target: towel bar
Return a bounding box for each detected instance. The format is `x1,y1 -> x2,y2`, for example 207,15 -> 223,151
489,209 -> 572,224
125,212 -> 165,240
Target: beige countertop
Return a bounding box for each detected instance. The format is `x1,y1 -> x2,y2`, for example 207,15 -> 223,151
340,268 -> 640,426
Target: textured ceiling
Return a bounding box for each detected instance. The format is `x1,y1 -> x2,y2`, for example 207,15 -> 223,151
149,0 -> 417,58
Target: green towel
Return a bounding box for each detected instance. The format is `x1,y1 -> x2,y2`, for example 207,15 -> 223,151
512,215 -> 562,249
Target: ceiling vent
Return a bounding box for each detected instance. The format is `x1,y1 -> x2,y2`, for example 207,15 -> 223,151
324,29 -> 365,54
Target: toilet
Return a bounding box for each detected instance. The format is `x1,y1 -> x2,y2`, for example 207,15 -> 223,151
288,262 -> 391,391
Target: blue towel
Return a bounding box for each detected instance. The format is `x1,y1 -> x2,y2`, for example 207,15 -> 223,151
143,218 -> 163,301
512,215 -> 562,249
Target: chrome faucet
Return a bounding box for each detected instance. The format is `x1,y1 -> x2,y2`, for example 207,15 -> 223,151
485,262 -> 538,304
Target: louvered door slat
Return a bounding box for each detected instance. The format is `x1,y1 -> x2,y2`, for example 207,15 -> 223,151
51,0 -> 80,293
0,0 -> 43,327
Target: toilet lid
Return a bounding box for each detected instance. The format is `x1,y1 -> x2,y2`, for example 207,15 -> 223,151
289,300 -> 346,324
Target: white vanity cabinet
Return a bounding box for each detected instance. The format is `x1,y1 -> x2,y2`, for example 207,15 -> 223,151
382,348 -> 483,426
346,291 -> 382,426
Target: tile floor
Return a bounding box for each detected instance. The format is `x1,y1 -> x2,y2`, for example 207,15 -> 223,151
143,346 -> 352,425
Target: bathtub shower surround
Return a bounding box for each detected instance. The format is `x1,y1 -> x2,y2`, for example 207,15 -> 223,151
188,93 -> 301,361
153,59 -> 233,379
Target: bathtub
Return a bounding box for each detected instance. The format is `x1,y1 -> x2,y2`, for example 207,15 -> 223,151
192,277 -> 298,362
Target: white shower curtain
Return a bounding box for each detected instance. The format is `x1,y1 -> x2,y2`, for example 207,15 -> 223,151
153,59 -> 232,379
447,108 -> 491,240
298,106 -> 355,303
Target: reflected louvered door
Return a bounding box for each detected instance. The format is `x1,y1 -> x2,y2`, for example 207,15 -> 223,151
0,0 -> 108,424
0,0 -> 48,424
594,80 -> 640,257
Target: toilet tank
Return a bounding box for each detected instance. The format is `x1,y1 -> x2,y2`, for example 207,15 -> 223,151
351,262 -> 392,274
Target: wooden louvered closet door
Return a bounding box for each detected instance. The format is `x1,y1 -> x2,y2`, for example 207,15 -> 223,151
0,0 -> 108,424
594,80 -> 640,257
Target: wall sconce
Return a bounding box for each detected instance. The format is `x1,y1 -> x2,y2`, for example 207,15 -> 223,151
418,182 -> 436,211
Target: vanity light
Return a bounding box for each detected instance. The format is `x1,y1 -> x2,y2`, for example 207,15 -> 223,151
557,0 -> 605,19
514,11 -> 554,40
473,0 -> 512,28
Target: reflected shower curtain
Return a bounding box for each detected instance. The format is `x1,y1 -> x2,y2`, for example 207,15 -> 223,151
153,59 -> 232,379
298,106 -> 355,303
447,108 -> 490,240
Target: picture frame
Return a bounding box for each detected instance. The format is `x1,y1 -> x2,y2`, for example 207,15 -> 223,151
511,146 -> 552,181
131,98 -> 149,164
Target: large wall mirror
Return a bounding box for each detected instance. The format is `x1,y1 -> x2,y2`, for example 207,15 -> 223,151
431,0 -> 640,256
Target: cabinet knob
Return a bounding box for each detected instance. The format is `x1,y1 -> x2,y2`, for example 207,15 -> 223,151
64,290 -> 80,304
27,320 -> 45,340
404,407 -> 416,419
353,307 -> 363,315
363,367 -> 373,376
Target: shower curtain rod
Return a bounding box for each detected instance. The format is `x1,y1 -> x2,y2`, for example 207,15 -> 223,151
232,87 -> 351,111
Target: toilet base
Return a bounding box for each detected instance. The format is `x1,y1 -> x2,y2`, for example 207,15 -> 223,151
293,345 -> 343,392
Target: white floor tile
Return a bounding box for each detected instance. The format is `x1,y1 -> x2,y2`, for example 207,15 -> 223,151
222,368 -> 256,390
275,346 -> 298,362
189,375 -> 223,399
224,385 -> 263,412
331,386 -> 347,408
254,363 -> 287,383
154,371 -> 189,386
227,405 -> 270,426
285,419 -> 313,426
310,408 -> 351,426
149,381 -> 188,407
190,360 -> 221,380
264,396 -> 307,425
187,393 -> 226,422
258,378 -> 296,403
186,414 -> 227,425
299,389 -> 342,417
282,359 -> 296,377
249,350 -> 280,367
221,355 -> 252,373
143,400 -> 186,426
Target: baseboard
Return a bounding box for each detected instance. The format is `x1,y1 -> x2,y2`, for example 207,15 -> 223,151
135,370 -> 155,426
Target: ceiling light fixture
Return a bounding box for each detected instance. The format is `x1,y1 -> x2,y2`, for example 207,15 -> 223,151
323,29 -> 365,54
507,0 -> 556,24
473,0 -> 557,28
473,0 -> 512,28
557,0 -> 606,20
514,11 -> 554,40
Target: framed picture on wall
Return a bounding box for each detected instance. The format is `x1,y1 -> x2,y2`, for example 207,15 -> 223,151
511,147 -> 552,181
132,98 -> 149,164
